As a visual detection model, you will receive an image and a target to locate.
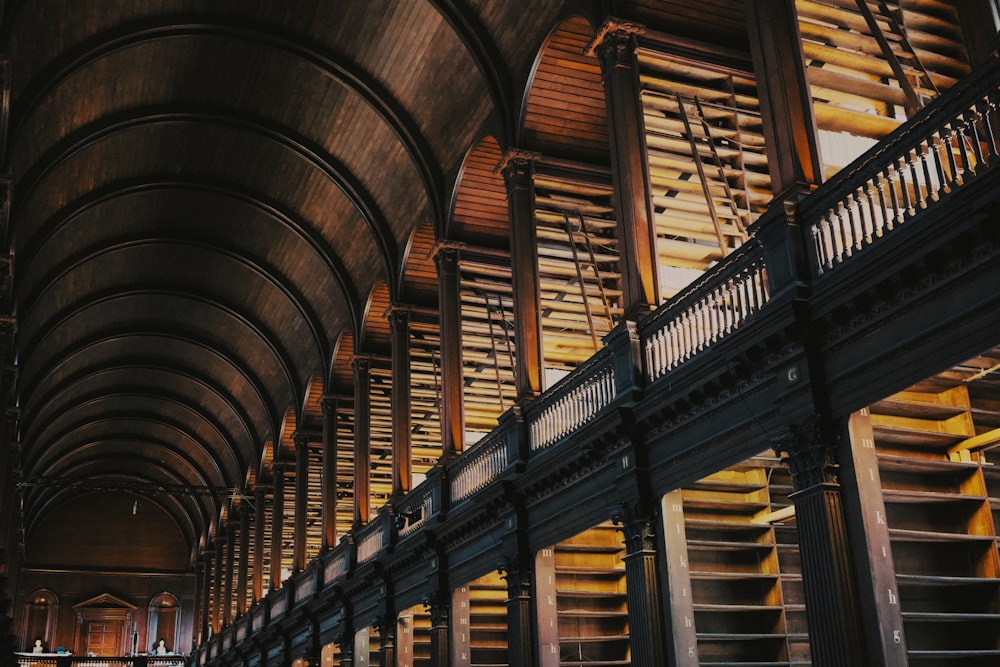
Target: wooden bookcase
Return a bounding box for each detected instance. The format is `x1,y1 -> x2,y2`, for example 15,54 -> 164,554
678,456 -> 795,666
549,524 -> 629,666
870,383 -> 1000,664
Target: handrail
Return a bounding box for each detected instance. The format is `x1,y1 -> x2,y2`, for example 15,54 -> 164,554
642,238 -> 769,381
396,474 -> 440,537
16,657 -> 187,667
449,427 -> 510,504
355,512 -> 388,564
527,346 -> 616,451
801,54 -> 1000,275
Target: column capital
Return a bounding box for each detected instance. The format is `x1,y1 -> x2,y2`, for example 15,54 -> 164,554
422,588 -> 450,627
351,354 -> 374,373
387,304 -> 411,329
613,503 -> 656,553
585,16 -> 647,56
494,148 -> 541,180
775,416 -> 841,491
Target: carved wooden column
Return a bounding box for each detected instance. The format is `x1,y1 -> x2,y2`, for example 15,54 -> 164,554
777,418 -> 867,667
378,610 -> 396,667
617,507 -> 669,667
270,462 -> 286,590
745,0 -> 823,197
426,589 -> 449,667
196,556 -> 209,643
390,307 -> 413,497
589,18 -> 658,318
353,356 -> 372,526
321,395 -> 339,549
252,484 -> 266,601
293,432 -> 310,572
338,628 -> 354,667
213,538 -> 225,632
434,247 -> 465,460
499,150 -> 544,402
502,560 -> 537,667
236,505 -> 250,615
223,521 -> 236,627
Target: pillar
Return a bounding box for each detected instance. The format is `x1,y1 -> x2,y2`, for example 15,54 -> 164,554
617,507 -> 669,667
236,505 -> 250,615
499,150 -> 544,401
270,462 -> 286,590
590,18 -> 659,317
502,560 -> 536,667
745,0 -> 824,197
321,395 -> 340,550
434,247 -> 465,459
293,433 -> 310,572
223,521 -> 236,627
353,356 -> 372,526
252,484 -> 266,601
776,418 -> 867,666
213,538 -> 224,633
378,611 -> 396,667
427,590 -> 449,667
390,307 -> 413,497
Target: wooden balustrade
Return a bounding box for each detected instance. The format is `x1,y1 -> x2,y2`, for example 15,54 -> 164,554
323,545 -> 348,585
397,481 -> 437,538
355,514 -> 387,564
804,56 -> 1000,275
450,429 -> 510,504
528,347 -> 617,451
643,240 -> 769,382
17,657 -> 187,667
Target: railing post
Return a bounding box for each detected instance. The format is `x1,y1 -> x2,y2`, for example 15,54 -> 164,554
604,319 -> 642,403
749,191 -> 812,298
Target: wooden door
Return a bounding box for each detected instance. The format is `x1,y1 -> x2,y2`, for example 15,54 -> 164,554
85,621 -> 122,656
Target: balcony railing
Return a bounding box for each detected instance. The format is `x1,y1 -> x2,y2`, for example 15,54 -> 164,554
803,56 -> 1000,276
643,238 -> 769,382
17,657 -> 186,667
528,346 -> 617,451
450,427 -> 511,504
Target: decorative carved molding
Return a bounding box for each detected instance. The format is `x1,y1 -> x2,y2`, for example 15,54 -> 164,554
584,17 -> 647,57
498,560 -> 532,600
613,503 -> 656,553
774,417 -> 841,491
494,148 -> 542,178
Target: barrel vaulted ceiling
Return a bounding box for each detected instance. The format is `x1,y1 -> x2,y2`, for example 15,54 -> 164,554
3,0 -> 751,557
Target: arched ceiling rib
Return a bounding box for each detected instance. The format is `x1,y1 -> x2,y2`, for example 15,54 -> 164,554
0,0 -> 583,560
21,364 -> 260,463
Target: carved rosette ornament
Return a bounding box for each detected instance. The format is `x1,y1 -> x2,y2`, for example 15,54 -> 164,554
775,417 -> 841,491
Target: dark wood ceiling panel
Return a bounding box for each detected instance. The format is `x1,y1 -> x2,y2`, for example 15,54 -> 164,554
20,336 -> 273,461
521,16 -> 608,160
400,220 -> 440,305
448,136 -> 508,245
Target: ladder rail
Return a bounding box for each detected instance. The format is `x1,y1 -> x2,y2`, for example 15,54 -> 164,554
693,95 -> 748,241
675,93 -> 733,257
562,213 -> 600,351
576,213 -> 617,332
